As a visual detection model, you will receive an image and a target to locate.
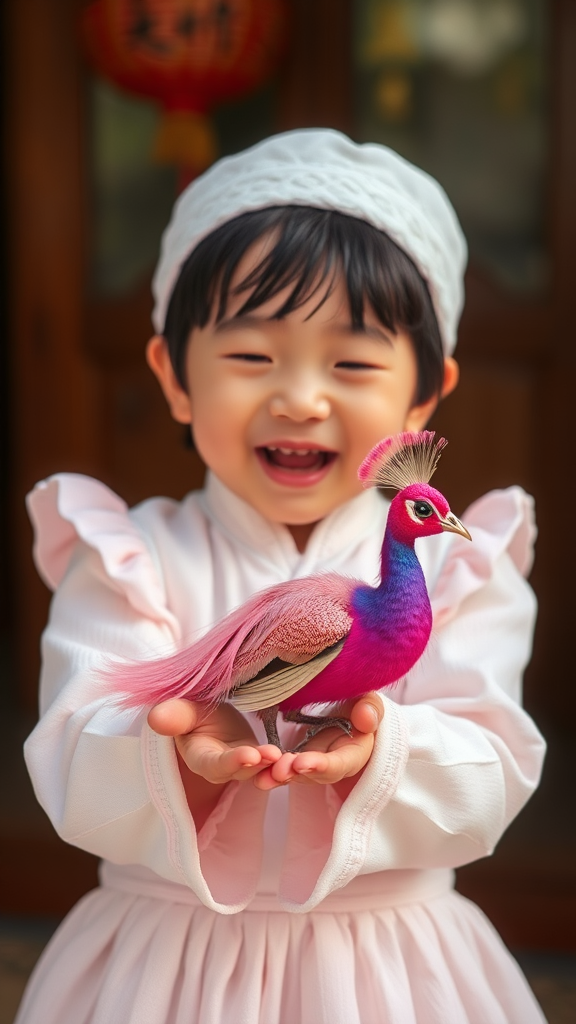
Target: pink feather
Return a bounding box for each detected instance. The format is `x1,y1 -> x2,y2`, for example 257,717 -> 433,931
358,430 -> 446,489
357,434 -> 398,484
109,573 -> 355,708
104,430 -> 468,751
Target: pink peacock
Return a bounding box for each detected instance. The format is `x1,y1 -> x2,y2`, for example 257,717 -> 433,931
111,431 -> 471,750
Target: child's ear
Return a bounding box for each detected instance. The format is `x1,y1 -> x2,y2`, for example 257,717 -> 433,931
146,336 -> 193,424
440,357 -> 459,399
404,357 -> 459,431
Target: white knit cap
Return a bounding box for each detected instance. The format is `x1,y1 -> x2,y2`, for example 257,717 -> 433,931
152,128 -> 467,353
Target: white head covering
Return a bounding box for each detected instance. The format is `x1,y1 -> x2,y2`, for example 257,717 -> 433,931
153,128 -> 467,353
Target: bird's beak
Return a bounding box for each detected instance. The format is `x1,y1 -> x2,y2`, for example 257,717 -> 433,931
439,512 -> 472,541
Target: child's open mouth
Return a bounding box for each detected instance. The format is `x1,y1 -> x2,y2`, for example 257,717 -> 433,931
256,445 -> 337,486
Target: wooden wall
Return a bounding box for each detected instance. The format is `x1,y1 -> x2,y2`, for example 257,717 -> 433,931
2,0 -> 574,946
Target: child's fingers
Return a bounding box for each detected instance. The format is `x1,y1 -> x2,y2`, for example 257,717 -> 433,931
291,730 -> 375,785
254,705 -> 382,789
177,734 -> 281,784
213,745 -> 266,780
293,746 -> 364,784
254,734 -> 372,788
257,743 -> 284,764
148,698 -> 200,736
252,752 -> 297,790
349,692 -> 384,735
178,736 -> 255,782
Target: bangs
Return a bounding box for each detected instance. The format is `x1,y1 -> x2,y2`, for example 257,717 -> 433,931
163,207 -> 444,403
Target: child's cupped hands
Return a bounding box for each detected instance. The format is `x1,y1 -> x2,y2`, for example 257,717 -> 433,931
148,699 -> 282,785
253,694 -> 384,800
148,693 -> 384,799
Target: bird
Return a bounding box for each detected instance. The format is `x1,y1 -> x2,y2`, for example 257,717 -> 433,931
109,431 -> 471,751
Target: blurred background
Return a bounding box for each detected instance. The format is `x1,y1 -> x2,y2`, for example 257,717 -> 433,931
1,0 -> 574,1018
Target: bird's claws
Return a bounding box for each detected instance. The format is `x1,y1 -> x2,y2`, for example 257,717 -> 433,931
289,716 -> 353,753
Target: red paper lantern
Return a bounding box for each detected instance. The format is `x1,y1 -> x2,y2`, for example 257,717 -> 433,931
82,0 -> 288,179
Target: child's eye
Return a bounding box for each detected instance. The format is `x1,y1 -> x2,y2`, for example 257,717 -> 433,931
225,353 -> 272,363
335,361 -> 380,370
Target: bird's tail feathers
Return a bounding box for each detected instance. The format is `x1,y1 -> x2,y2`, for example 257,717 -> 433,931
101,579 -> 334,710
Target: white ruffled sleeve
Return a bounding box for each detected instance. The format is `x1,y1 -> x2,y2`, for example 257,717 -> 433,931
24,474 -> 268,914
280,487 -> 546,911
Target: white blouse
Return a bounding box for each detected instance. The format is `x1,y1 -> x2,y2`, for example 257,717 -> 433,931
24,471 -> 545,915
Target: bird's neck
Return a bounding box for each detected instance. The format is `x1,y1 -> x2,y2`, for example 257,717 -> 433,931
378,530 -> 418,587
351,528 -> 428,633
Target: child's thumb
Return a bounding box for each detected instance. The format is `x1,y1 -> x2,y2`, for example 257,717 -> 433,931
148,698 -> 200,737
350,692 -> 384,734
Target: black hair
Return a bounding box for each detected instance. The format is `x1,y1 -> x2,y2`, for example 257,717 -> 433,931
163,206 -> 445,405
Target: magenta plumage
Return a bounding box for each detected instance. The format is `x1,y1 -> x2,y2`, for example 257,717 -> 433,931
108,432 -> 471,748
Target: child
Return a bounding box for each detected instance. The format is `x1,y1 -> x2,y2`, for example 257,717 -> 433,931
18,130 -> 546,1023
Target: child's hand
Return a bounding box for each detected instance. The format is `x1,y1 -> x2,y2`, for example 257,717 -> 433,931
148,699 -> 282,785
252,693 -> 384,800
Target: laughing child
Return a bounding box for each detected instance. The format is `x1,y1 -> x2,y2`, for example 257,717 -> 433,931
19,130 -> 546,1024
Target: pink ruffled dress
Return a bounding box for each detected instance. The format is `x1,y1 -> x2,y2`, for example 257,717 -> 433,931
17,473 -> 547,1024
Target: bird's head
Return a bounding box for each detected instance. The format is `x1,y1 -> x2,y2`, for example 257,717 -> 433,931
358,431 -> 471,546
388,481 -> 471,545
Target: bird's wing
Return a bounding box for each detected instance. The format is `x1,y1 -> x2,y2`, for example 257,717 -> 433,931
231,585 -> 353,686
230,640 -> 346,711
108,572 -> 357,709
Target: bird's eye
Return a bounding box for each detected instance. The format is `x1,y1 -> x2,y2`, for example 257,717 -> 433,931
414,501 -> 433,519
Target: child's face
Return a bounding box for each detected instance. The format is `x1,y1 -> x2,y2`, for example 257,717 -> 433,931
150,239 -> 453,544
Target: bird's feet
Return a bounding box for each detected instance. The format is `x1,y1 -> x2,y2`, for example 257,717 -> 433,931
282,710 -> 354,753
259,705 -> 283,750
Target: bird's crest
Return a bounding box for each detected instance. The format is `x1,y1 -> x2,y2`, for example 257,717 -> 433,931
358,431 -> 448,491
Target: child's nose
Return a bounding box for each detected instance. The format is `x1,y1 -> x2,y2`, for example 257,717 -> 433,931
269,375 -> 330,422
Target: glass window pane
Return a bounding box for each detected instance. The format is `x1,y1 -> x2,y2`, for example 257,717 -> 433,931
88,79 -> 275,299
89,80 -> 177,297
354,0 -> 549,292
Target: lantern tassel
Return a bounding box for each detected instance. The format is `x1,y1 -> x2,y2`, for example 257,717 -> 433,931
152,110 -> 218,178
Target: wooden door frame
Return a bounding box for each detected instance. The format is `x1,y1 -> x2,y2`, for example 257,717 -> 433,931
2,0 -> 574,942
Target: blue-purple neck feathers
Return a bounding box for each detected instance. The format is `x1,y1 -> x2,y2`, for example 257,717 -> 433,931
351,532 -> 430,639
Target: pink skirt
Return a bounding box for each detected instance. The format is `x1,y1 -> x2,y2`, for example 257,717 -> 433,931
15,863 -> 546,1024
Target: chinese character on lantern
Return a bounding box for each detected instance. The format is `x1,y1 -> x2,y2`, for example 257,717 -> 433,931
82,0 -> 288,186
